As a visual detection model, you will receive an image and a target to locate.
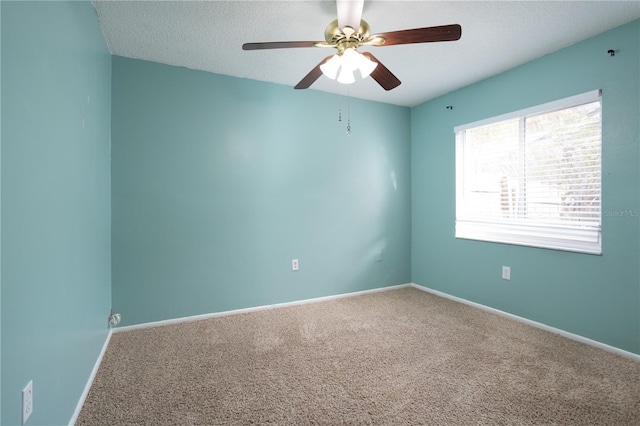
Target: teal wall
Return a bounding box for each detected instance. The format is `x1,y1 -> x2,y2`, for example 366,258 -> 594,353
0,3 -> 636,422
111,57 -> 412,326
412,20 -> 640,354
1,2 -> 112,425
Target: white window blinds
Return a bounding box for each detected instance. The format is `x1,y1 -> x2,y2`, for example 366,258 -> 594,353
455,90 -> 602,254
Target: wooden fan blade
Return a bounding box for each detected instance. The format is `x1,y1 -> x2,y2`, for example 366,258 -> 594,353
361,52 -> 401,91
242,41 -> 324,50
294,56 -> 334,89
373,24 -> 461,46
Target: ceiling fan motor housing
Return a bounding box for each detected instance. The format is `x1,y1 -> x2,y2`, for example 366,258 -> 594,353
324,19 -> 372,53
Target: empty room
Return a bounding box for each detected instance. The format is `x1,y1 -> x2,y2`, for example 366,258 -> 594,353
1,1 -> 639,425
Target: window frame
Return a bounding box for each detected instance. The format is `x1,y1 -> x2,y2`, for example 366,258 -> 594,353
454,90 -> 602,255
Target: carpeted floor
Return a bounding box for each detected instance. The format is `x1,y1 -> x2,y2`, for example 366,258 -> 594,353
77,287 -> 640,425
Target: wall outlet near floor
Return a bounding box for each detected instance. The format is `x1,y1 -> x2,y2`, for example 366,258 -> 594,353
292,259 -> 299,271
22,380 -> 33,424
502,266 -> 511,280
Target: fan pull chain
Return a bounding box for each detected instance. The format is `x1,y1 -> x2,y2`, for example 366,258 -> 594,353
346,88 -> 351,136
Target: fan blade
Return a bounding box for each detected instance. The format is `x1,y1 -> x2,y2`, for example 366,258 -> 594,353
372,24 -> 461,46
294,56 -> 334,89
337,0 -> 364,31
361,52 -> 401,91
242,41 -> 324,50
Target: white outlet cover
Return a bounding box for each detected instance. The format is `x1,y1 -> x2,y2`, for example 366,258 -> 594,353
502,266 -> 511,280
22,380 -> 33,424
292,259 -> 299,271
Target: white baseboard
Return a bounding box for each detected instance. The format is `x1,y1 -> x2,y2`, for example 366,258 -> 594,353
410,283 -> 640,362
114,283 -> 412,333
69,329 -> 113,425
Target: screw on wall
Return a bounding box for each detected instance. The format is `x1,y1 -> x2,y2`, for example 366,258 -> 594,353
607,49 -> 616,57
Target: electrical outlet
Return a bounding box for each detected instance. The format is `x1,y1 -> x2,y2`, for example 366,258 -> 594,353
292,259 -> 299,271
22,380 -> 33,424
502,266 -> 511,280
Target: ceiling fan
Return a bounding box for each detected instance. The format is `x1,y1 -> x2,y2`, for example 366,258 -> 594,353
242,0 -> 461,91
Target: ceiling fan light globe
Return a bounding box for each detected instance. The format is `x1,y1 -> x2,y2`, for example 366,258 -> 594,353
337,67 -> 356,85
320,54 -> 341,80
340,48 -> 360,71
358,54 -> 378,78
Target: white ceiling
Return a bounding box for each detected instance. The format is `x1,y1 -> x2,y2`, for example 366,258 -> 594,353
93,1 -> 640,107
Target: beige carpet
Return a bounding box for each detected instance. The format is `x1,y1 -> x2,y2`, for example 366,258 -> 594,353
77,287 -> 640,425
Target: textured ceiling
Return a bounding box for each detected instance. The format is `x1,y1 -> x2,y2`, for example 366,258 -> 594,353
93,1 -> 640,107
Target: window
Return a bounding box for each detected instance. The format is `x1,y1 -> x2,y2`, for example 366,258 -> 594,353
455,90 -> 602,254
